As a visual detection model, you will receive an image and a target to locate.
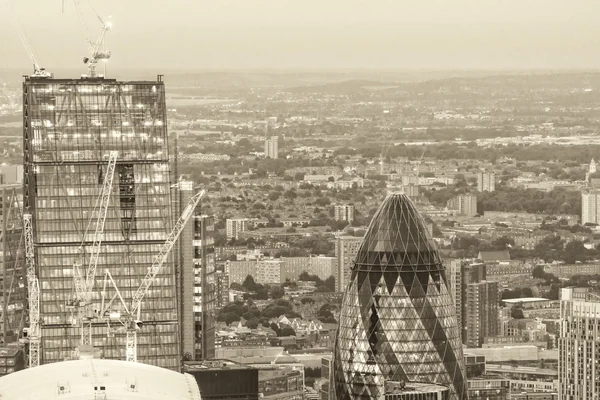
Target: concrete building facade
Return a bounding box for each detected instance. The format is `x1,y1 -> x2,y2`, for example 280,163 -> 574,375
334,235 -> 362,292
477,172 -> 496,192
264,138 -> 279,159
334,204 -> 354,223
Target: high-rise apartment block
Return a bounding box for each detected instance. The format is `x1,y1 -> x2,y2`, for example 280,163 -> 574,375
334,204 -> 354,223
264,137 -> 279,159
449,260 -> 497,346
23,75 -> 180,368
581,190 -> 600,225
559,287 -> 600,399
334,235 -> 362,292
226,218 -> 249,240
214,271 -> 230,308
465,281 -> 498,348
401,183 -> 420,198
477,172 -> 496,192
193,214 -> 216,360
447,194 -> 478,216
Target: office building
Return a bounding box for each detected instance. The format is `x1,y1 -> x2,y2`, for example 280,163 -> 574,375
333,194 -> 467,400
215,271 -> 230,309
258,367 -> 303,400
264,137 -> 279,159
334,204 -> 354,223
193,214 -> 216,360
447,194 -> 478,216
334,235 -> 362,292
465,281 -> 499,348
383,382 -> 450,400
559,287 -> 600,399
184,360 -> 259,400
467,376 -> 510,400
22,75 -> 180,368
581,190 -> 600,225
477,172 -> 496,192
226,218 -> 250,240
0,184 -> 25,344
448,260 -> 487,344
0,347 -> 25,377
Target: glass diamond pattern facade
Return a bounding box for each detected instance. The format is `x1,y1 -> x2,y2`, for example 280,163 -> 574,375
333,194 -> 467,400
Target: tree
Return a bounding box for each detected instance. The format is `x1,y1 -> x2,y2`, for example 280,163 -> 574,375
246,319 -> 259,329
284,190 -> 298,200
300,297 -> 315,304
271,286 -> 285,300
511,306 -> 525,319
280,326 -> 296,337
219,312 -> 241,326
268,191 -> 281,201
243,275 -> 260,291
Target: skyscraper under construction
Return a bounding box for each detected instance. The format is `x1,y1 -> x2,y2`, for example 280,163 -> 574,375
22,75 -> 180,369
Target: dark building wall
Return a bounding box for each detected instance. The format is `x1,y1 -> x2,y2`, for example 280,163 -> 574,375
187,368 -> 259,400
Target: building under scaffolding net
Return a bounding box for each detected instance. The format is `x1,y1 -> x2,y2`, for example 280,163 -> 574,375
0,184 -> 25,346
22,75 -> 180,369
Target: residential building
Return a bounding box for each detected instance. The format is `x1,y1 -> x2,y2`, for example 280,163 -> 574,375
477,172 -> 496,192
215,271 -> 230,308
448,260 -> 487,344
280,257 -> 310,283
333,194 -> 467,400
226,218 -> 250,240
22,75 -> 180,368
334,236 -> 362,292
334,204 -> 354,223
225,260 -> 257,285
308,255 -> 336,281
465,281 -> 499,348
559,287 -> 600,399
255,259 -> 281,285
581,190 -> 600,225
447,194 -> 478,216
193,214 -> 216,360
401,183 -> 419,198
264,137 -> 279,159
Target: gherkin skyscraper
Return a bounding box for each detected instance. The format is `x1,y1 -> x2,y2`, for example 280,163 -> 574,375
333,194 -> 467,399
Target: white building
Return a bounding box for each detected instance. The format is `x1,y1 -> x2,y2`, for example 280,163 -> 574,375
559,287 -> 600,399
0,359 -> 201,400
334,204 -> 354,223
335,236 -> 363,292
308,255 -> 336,281
226,218 -> 249,240
477,172 -> 496,192
581,190 -> 600,225
447,194 -> 478,216
264,137 -> 279,159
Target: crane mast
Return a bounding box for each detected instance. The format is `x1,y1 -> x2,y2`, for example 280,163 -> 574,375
72,151 -> 117,349
71,0 -> 112,77
6,1 -> 52,78
100,189 -> 206,362
23,214 -> 40,367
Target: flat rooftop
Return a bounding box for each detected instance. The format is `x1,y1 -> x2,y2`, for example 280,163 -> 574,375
502,297 -> 549,303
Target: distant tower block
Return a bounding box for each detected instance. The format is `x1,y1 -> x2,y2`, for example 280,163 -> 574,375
264,137 -> 279,159
333,194 -> 468,400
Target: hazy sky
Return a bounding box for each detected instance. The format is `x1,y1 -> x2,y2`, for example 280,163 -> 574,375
1,0 -> 598,72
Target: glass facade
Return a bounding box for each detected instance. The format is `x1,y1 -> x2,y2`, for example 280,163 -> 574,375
194,214 -> 216,360
0,185 -> 25,342
22,76 -> 179,369
333,194 -> 467,400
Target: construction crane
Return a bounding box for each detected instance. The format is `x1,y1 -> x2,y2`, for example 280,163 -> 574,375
22,214 -> 40,367
70,151 -> 117,349
100,189 -> 206,362
6,1 -> 52,78
70,0 -> 112,77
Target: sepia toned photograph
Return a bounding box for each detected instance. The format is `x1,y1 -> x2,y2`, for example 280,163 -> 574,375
0,1 -> 597,399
